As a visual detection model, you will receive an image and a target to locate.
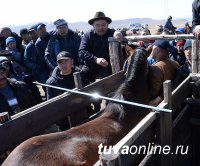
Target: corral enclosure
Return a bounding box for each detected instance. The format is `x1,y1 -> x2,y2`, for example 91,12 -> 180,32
1,33 -> 199,166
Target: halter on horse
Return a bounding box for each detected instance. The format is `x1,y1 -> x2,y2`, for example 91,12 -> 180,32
2,48 -> 150,166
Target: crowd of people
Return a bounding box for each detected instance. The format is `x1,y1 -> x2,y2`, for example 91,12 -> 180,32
0,8 -> 198,131
1,0 -> 200,162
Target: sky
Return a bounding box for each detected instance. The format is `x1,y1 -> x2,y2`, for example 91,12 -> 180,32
0,0 -> 193,27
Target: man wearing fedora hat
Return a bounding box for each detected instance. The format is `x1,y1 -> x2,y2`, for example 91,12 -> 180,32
79,11 -> 118,82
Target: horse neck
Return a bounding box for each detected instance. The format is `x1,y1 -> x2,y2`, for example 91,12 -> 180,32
120,74 -> 149,104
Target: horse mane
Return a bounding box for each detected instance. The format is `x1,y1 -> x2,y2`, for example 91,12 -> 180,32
104,48 -> 147,120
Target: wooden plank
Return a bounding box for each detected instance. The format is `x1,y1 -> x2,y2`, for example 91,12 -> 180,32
172,104 -> 189,128
157,80 -> 173,166
192,39 -> 199,73
171,75 -> 192,111
0,71 -> 125,153
94,112 -> 156,166
108,37 -> 124,74
163,80 -> 172,109
119,119 -> 156,166
114,112 -> 156,152
73,72 -> 82,89
172,104 -> 192,166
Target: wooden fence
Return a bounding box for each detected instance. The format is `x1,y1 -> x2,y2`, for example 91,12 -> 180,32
93,34 -> 197,166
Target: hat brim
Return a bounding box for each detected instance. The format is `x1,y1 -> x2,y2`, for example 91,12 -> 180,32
57,57 -> 73,62
37,24 -> 46,30
88,17 -> 112,25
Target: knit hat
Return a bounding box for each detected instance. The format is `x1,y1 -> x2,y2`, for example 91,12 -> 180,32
176,40 -> 186,47
54,19 -> 68,28
6,37 -> 16,46
20,28 -> 28,36
153,40 -> 170,50
184,39 -> 192,50
57,51 -> 73,62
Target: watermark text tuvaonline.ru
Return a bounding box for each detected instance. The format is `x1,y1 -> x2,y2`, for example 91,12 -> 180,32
98,143 -> 189,155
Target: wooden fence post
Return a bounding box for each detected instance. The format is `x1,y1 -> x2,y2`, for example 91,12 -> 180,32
157,80 -> 172,166
0,112 -> 10,124
108,37 -> 123,74
192,39 -> 199,73
67,72 -> 88,127
73,72 -> 83,89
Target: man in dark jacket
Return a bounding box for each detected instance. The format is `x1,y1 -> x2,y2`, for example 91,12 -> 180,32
0,64 -> 37,116
46,51 -> 89,130
179,39 -> 192,79
79,11 -> 115,82
46,51 -> 88,99
45,19 -> 81,72
163,16 -> 176,34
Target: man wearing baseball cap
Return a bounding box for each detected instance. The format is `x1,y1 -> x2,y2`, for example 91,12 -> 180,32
46,51 -> 89,130
46,51 -> 88,99
148,40 -> 180,106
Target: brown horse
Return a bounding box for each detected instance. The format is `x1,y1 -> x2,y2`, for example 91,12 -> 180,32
2,48 -> 150,166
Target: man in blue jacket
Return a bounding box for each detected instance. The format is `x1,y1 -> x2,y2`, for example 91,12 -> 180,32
45,19 -> 81,72
0,64 -> 37,116
79,11 -> 115,82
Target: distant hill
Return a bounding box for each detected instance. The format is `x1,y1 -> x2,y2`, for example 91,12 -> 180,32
8,17 -> 192,34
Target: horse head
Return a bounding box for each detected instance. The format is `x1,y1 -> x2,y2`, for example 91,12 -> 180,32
105,48 -> 150,123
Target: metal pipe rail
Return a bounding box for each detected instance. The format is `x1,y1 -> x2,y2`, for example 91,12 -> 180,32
33,82 -> 171,113
125,34 -> 195,41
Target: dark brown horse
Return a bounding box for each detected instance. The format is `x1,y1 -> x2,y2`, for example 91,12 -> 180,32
2,48 -> 150,166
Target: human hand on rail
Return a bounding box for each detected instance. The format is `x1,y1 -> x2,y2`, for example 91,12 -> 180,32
149,96 -> 163,106
193,25 -> 200,39
113,31 -> 123,42
95,58 -> 108,67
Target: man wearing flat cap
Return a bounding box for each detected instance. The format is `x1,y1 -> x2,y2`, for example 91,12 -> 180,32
148,40 -> 179,106
79,11 -> 118,82
45,19 -> 81,72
